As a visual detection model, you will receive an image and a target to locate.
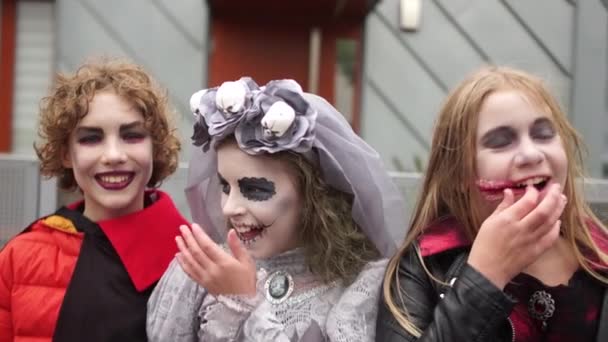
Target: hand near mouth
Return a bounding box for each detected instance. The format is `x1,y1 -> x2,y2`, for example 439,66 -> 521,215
175,223 -> 256,296
467,183 -> 567,290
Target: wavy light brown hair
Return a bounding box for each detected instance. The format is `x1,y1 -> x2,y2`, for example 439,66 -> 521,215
217,137 -> 379,285
283,150 -> 380,285
383,66 -> 608,336
34,57 -> 181,190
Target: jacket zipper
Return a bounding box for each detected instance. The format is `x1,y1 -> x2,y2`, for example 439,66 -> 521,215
507,317 -> 515,342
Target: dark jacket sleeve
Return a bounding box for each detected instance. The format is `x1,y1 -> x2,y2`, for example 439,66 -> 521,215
375,245 -> 515,342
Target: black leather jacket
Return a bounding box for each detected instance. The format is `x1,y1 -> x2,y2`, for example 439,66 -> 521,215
375,245 -> 608,342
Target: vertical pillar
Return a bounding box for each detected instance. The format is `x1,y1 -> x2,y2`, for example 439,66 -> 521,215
571,0 -> 608,177
0,0 -> 16,152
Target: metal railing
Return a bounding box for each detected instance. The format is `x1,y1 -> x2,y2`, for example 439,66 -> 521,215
2,159 -> 608,247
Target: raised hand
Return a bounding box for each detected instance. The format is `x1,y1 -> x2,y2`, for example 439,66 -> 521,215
175,223 -> 257,296
468,183 -> 566,289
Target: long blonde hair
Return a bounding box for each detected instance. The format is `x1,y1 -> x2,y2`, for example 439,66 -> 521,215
383,66 -> 608,336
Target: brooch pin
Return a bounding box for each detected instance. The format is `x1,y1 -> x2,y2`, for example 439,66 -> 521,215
528,290 -> 555,331
264,270 -> 295,304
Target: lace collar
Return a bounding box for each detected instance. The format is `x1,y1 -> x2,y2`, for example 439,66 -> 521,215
257,248 -> 309,276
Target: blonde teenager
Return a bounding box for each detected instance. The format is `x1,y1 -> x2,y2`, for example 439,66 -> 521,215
376,66 -> 608,342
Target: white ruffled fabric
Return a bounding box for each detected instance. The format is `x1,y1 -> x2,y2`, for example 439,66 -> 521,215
146,249 -> 387,342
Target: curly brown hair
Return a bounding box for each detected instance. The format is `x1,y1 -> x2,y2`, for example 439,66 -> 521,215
281,151 -> 380,285
34,57 -> 181,190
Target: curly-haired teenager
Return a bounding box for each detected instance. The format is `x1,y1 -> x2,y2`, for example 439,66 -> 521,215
0,58 -> 189,342
146,78 -> 406,341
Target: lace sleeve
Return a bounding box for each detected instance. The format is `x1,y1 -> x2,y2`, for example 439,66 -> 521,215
147,258 -> 208,342
197,292 -> 261,341
325,259 -> 388,342
197,268 -> 274,342
240,301 -> 295,342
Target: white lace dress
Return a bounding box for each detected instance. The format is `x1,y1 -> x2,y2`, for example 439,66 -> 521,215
146,249 -> 387,342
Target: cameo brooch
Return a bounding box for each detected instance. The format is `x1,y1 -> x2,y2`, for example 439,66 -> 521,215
264,270 -> 295,304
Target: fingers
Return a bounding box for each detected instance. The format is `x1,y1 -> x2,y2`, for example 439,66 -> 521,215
175,236 -> 207,283
526,195 -> 567,244
493,188 -> 515,214
190,223 -> 227,262
227,229 -> 253,265
226,230 -> 257,296
520,184 -> 565,230
179,224 -> 215,271
472,183 -> 566,288
529,219 -> 561,256
502,185 -> 540,219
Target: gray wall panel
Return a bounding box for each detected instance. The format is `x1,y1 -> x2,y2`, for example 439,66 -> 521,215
361,84 -> 429,172
436,0 -> 571,106
57,1 -> 129,66
156,0 -> 207,50
57,0 -> 209,161
374,0 -> 486,88
571,0 -> 608,177
364,14 -> 445,152
84,0 -> 205,98
503,0 -> 573,74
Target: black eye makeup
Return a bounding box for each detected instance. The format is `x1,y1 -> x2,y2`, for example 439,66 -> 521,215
76,135 -> 102,144
121,131 -> 147,142
238,177 -> 276,201
480,126 -> 517,149
530,118 -> 556,141
120,121 -> 148,140
120,122 -> 148,142
75,127 -> 103,145
74,122 -> 149,145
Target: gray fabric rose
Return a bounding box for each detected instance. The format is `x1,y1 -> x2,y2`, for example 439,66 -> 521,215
190,89 -> 211,150
235,80 -> 317,154
191,114 -> 211,151
190,77 -> 259,148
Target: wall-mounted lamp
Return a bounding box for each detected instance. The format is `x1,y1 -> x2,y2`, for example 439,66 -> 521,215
399,0 -> 422,32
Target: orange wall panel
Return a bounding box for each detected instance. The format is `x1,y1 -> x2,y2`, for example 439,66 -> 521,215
209,18 -> 310,89
208,16 -> 364,132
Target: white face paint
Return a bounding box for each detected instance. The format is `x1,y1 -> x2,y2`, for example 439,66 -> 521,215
62,92 -> 153,222
217,141 -> 302,259
475,90 -> 567,217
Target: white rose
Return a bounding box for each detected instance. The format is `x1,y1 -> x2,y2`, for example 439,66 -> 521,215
261,101 -> 296,138
189,89 -> 207,114
215,81 -> 247,115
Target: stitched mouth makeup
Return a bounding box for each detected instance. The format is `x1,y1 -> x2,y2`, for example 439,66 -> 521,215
230,222 -> 272,245
216,141 -> 303,258
476,176 -> 550,200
